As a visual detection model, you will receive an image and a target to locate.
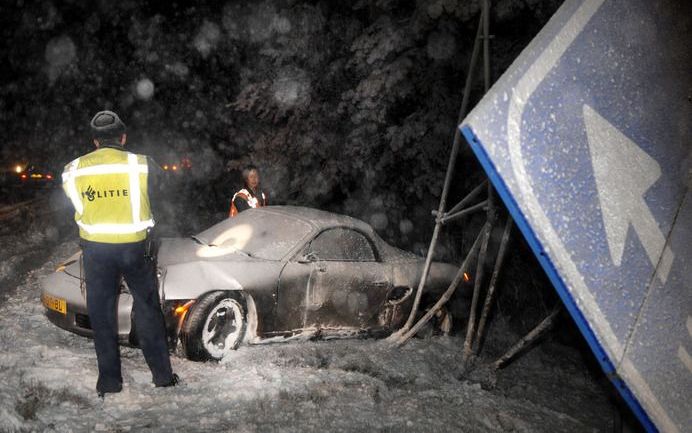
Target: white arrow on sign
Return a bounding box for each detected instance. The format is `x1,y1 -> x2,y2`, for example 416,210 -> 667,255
584,104 -> 674,282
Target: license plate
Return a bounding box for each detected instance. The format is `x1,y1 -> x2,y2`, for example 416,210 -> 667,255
42,293 -> 67,315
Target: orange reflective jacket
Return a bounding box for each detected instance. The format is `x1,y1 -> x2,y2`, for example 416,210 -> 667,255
229,188 -> 267,217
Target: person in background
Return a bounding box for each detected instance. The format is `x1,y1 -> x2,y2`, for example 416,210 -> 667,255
62,110 -> 178,398
229,165 -> 268,217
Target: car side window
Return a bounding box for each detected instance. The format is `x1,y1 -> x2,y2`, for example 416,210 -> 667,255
308,228 -> 376,261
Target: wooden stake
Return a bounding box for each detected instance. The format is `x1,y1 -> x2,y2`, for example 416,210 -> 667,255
444,180 -> 487,217
473,217 -> 513,354
462,217 -> 493,362
393,223 -> 488,346
388,11 -> 486,341
462,184 -> 495,363
494,305 -> 561,370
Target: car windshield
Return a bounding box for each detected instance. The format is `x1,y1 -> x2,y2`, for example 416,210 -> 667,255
194,209 -> 314,260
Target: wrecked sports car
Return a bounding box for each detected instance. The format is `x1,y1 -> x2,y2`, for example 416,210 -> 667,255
41,206 -> 459,361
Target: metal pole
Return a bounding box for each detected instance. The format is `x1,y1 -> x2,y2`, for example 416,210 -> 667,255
473,216 -> 512,354
394,222 -> 489,346
391,10 -> 486,337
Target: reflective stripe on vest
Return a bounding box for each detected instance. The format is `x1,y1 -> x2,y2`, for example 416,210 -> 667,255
229,189 -> 266,217
76,219 -> 156,234
63,151 -> 154,236
63,158 -> 83,215
232,189 -> 265,208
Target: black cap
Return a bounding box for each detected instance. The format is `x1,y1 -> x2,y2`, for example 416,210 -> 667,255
90,110 -> 126,139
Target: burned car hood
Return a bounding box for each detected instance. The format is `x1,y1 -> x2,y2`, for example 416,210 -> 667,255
157,237 -> 256,266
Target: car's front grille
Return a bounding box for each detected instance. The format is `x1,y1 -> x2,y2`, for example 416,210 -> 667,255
75,313 -> 92,330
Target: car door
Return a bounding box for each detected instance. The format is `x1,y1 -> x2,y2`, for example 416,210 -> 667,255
301,228 -> 391,331
273,256 -> 315,334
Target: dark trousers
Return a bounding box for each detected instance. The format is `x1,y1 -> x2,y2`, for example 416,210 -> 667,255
81,240 -> 173,392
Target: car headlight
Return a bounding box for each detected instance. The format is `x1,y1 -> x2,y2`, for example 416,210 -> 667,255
163,300 -> 196,341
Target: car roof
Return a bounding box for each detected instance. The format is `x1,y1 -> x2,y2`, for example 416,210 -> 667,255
255,206 -> 376,234
194,206 -> 417,262
253,206 -> 417,262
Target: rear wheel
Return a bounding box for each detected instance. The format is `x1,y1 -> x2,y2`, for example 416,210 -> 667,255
180,291 -> 246,361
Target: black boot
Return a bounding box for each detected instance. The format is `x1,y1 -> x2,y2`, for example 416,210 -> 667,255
97,383 -> 122,398
155,373 -> 180,388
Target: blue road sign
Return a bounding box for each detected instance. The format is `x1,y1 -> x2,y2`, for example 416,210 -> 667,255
460,0 -> 691,431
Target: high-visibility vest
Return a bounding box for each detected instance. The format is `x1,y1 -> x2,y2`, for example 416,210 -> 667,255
229,188 -> 266,217
62,147 -> 154,243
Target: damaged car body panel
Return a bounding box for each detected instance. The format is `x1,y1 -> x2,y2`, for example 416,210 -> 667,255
41,206 -> 461,360
161,259 -> 280,337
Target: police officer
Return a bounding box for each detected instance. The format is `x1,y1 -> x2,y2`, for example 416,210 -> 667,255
62,111 -> 178,397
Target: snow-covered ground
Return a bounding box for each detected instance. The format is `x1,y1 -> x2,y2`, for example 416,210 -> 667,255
0,213 -> 617,432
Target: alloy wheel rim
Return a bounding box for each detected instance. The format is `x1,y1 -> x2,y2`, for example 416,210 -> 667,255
202,298 -> 242,359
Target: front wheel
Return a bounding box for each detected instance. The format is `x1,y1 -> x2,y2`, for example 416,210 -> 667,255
180,291 -> 247,361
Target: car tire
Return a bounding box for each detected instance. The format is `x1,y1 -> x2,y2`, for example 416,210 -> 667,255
180,291 -> 247,361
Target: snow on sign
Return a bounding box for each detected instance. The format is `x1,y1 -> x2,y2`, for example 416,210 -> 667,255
459,0 -> 691,432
